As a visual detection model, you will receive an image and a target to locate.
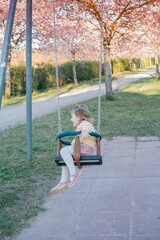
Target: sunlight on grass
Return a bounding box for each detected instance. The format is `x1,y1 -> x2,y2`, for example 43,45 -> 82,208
121,75 -> 160,96
111,68 -> 148,80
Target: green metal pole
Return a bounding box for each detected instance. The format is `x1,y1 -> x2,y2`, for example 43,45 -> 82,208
0,0 -> 17,109
26,0 -> 32,161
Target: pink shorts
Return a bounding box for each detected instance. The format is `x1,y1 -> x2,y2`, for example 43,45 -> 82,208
71,143 -> 93,155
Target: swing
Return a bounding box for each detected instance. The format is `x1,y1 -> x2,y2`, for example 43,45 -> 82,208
55,131 -> 102,168
53,0 -> 104,168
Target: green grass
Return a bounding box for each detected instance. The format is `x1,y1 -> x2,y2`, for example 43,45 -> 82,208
121,74 -> 160,96
2,68 -> 152,108
111,67 -> 152,80
0,74 -> 160,239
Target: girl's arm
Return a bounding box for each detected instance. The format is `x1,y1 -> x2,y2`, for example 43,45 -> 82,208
77,121 -> 95,140
79,130 -> 90,140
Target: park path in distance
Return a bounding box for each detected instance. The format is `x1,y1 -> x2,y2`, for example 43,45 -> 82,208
0,69 -> 155,131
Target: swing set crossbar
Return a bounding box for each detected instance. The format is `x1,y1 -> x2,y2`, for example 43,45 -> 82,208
55,131 -> 102,166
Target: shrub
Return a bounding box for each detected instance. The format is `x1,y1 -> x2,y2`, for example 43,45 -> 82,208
10,66 -> 26,96
59,62 -> 73,84
76,61 -> 101,81
9,56 -> 153,97
58,61 -> 100,84
45,64 -> 56,88
32,63 -> 49,91
111,58 -> 130,74
76,61 -> 94,81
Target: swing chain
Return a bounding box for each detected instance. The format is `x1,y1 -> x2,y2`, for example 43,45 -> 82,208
97,0 -> 104,134
53,0 -> 61,134
53,0 -> 104,135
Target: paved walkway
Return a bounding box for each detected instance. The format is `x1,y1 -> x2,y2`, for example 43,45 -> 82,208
0,69 -> 155,131
14,136 -> 160,240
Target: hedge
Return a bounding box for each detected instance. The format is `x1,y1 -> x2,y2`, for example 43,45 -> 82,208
9,57 -> 155,96
9,61 -> 101,96
111,58 -> 130,73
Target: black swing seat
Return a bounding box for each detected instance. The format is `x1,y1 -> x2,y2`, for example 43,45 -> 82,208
55,155 -> 102,166
55,131 -> 102,167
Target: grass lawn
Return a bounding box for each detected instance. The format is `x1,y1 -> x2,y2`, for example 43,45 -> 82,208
1,68 -> 153,108
0,74 -> 160,239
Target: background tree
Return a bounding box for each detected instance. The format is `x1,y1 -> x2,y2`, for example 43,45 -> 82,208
33,1 -> 100,84
61,0 -> 158,100
136,5 -> 160,78
0,0 -> 50,97
0,0 -> 27,97
55,20 -> 99,84
1,0 -> 159,98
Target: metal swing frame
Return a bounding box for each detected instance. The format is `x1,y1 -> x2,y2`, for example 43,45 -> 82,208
0,0 -> 32,162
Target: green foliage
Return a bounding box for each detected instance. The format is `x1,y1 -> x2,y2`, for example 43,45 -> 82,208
10,64 -> 55,96
10,61 -> 101,96
45,63 -> 57,87
75,61 -> 99,81
145,57 -> 155,67
111,58 -> 130,73
111,57 -> 155,74
9,58 -> 155,96
10,66 -> 26,96
59,61 -> 101,83
32,63 -> 49,91
132,57 -> 155,69
59,62 -> 73,84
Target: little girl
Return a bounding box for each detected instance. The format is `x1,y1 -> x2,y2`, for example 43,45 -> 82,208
50,104 -> 96,194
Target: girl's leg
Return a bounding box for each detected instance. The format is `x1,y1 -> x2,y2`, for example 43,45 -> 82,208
60,146 -> 76,175
50,147 -> 72,194
50,166 -> 68,194
60,146 -> 81,188
60,166 -> 69,183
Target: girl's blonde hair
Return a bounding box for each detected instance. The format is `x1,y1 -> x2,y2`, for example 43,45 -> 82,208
72,104 -> 93,123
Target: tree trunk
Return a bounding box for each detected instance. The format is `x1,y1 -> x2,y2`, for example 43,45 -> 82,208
140,57 -> 144,69
5,54 -> 11,97
155,51 -> 159,79
129,57 -> 132,71
72,51 -> 78,84
103,43 -> 114,100
144,57 -> 146,69
133,61 -> 136,70
149,55 -> 152,67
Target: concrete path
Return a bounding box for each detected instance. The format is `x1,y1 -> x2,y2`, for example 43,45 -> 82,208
14,136 -> 160,240
0,69 -> 155,131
